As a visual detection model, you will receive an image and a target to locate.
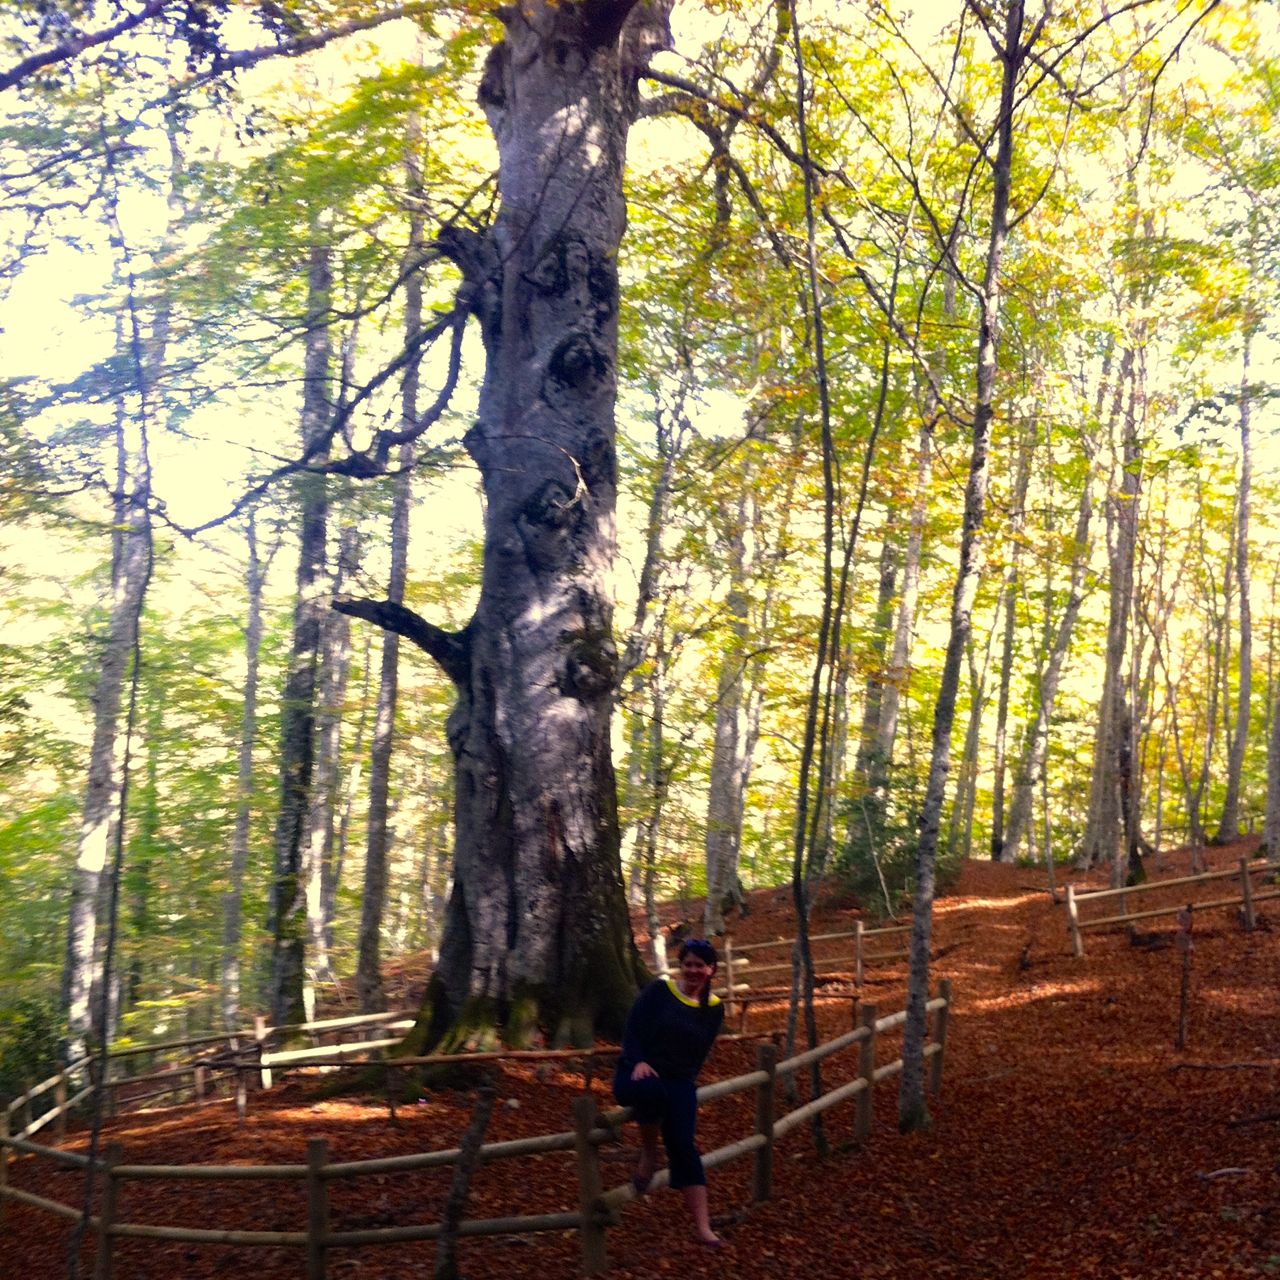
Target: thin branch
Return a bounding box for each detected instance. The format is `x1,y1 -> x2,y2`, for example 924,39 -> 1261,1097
0,0 -> 170,93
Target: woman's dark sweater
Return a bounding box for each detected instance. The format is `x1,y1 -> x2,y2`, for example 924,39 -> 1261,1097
618,977 -> 724,1082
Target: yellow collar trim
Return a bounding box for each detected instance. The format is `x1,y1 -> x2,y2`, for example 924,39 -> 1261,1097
665,976 -> 721,1008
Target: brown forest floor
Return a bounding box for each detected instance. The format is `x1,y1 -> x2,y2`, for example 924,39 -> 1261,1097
8,841 -> 1280,1279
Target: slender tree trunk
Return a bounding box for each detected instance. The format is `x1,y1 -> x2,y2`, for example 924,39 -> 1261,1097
1216,331 -> 1254,842
269,238 -> 332,1029
643,616 -> 671,975
899,0 -> 1023,1133
357,175 -> 424,1011
704,482 -> 754,935
1004,464 -> 1094,862
990,430 -> 1034,861
302,521 -> 356,1004
124,695 -> 161,1011
330,634 -> 370,948
1080,347 -> 1142,882
63,401 -> 151,1060
854,534 -> 899,783
621,391 -> 683,902
221,512 -> 267,1029
947,632 -> 988,862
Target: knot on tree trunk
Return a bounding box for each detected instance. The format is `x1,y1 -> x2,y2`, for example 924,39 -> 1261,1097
542,333 -> 612,415
560,626 -> 618,700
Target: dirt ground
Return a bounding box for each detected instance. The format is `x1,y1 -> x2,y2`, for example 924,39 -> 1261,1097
6,842 -> 1280,1279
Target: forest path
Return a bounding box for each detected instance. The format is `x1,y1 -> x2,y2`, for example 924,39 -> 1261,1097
704,848 -> 1280,1280
7,846 -> 1280,1279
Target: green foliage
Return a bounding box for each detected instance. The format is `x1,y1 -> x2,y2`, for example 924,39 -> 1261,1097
0,997 -> 62,1102
834,780 -> 963,920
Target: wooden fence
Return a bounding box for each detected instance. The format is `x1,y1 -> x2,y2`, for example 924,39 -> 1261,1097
713,921 -> 911,1027
3,1008 -> 415,1136
1065,857 -> 1280,957
0,983 -> 952,1278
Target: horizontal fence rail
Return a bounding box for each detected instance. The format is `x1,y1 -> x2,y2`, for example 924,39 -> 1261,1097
0,984 -> 953,1278
655,921 -> 912,1028
1065,857 -> 1279,957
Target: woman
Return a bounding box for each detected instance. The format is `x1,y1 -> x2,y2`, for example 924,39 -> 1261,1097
613,937 -> 725,1247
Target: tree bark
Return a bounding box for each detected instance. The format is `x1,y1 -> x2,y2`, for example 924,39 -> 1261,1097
1216,330 -> 1253,843
989,429 -> 1033,861
704,482 -> 755,936
899,0 -> 1023,1133
1003,459 -> 1094,863
269,237 -> 332,1030
221,511 -> 267,1029
357,168 -> 424,1012
302,519 -> 356,1002
62,386 -> 151,1061
345,0 -> 671,1049
1079,346 -> 1142,882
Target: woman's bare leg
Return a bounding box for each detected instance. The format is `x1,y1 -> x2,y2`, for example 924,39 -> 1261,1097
635,1123 -> 660,1187
682,1185 -> 720,1244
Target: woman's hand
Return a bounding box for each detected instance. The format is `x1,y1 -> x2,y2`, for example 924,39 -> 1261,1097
631,1060 -> 657,1081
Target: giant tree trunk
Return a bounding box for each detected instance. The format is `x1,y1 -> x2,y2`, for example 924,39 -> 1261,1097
345,0 -> 669,1049
268,239 -> 332,1029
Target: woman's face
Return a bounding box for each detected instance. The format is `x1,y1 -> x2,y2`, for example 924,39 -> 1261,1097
680,951 -> 715,993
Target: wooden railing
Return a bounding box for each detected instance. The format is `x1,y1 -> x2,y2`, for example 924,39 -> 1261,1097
0,984 -> 952,1278
712,921 -> 911,1026
1065,857 -> 1280,957
3,1009 -> 414,1137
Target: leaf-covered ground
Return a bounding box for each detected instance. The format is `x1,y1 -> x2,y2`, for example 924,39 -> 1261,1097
9,843 -> 1280,1278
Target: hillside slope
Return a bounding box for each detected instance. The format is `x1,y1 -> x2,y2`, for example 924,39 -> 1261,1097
8,846 -> 1280,1278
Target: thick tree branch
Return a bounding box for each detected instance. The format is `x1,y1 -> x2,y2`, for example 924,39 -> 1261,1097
333,596 -> 470,686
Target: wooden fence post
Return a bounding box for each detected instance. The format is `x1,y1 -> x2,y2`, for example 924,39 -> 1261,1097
105,1060 -> 118,1120
1240,858 -> 1256,931
929,979 -> 952,1096
1176,904 -> 1194,1051
854,920 -> 865,991
383,1059 -> 397,1124
306,1137 -> 329,1280
572,1094 -> 608,1275
255,1016 -> 272,1090
194,1065 -> 207,1105
855,1003 -> 877,1145
724,935 -> 736,1023
93,1141 -> 124,1280
55,1072 -> 67,1140
752,1042 -> 777,1202
1066,884 -> 1084,957
22,1078 -> 33,1135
